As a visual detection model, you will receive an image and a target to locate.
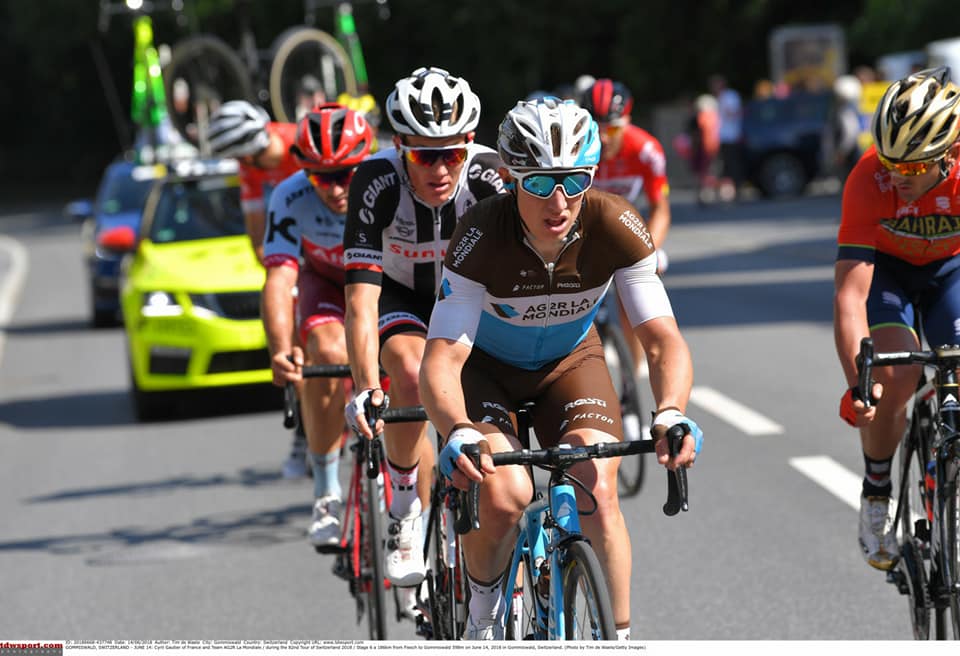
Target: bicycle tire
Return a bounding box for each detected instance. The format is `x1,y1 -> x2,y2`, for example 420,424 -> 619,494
599,321 -> 646,497
943,463 -> 960,638
163,35 -> 253,148
897,411 -> 932,640
363,466 -> 388,639
268,27 -> 357,124
505,553 -> 545,640
561,540 -> 616,640
424,484 -> 467,640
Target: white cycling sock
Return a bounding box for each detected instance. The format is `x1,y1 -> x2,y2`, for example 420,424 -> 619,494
617,626 -> 631,641
309,451 -> 341,500
467,572 -> 504,622
387,460 -> 419,517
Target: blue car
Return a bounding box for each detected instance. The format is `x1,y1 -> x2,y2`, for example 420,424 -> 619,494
66,159 -> 166,327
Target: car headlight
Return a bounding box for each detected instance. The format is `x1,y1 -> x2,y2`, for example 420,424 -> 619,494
141,291 -> 183,317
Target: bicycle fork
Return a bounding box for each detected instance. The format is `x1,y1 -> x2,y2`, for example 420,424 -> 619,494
502,482 -> 581,640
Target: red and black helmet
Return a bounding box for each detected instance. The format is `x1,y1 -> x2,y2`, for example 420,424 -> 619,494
581,79 -> 634,124
290,102 -> 374,170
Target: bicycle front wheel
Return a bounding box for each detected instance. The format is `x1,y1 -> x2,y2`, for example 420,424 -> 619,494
163,35 -> 253,148
943,462 -> 960,639
600,321 -> 646,497
897,420 -> 932,640
424,486 -> 468,640
505,553 -> 545,640
561,540 -> 616,640
268,27 -> 357,124
363,470 -> 388,639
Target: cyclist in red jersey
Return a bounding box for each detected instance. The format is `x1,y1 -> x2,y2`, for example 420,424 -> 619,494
207,100 -> 305,478
834,67 -> 960,571
581,79 -> 672,428
262,104 -> 374,550
207,100 -> 300,263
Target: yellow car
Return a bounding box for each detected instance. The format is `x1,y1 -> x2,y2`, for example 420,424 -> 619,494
114,159 -> 270,420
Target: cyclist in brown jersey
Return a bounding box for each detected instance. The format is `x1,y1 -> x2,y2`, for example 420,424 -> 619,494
419,97 -> 703,640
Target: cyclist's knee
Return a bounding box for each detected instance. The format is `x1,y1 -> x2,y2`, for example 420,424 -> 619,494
874,364 -> 921,407
384,358 -> 421,403
479,480 -> 528,540
304,328 -> 347,365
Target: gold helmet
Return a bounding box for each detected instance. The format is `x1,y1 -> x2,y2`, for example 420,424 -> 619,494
872,66 -> 960,162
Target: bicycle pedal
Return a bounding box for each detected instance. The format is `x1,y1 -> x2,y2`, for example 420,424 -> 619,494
314,543 -> 346,555
886,569 -> 909,594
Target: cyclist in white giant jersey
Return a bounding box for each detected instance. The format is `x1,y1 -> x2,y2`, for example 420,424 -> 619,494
262,103 -> 374,551
342,67 -> 505,589
419,98 -> 702,640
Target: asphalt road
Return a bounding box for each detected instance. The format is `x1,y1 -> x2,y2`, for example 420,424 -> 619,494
0,190 -> 913,640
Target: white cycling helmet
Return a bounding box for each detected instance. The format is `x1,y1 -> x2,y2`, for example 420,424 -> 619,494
207,100 -> 271,158
386,67 -> 481,137
497,97 -> 601,170
872,66 -> 960,163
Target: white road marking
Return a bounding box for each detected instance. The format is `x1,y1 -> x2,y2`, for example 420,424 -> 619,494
665,265 -> 833,289
688,386 -> 784,435
0,235 -> 28,365
789,455 -> 861,510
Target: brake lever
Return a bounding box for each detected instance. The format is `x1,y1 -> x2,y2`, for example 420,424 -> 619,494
457,443 -> 481,533
662,423 -> 689,516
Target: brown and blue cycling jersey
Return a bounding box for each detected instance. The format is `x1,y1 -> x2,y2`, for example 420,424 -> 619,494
428,189 -> 673,370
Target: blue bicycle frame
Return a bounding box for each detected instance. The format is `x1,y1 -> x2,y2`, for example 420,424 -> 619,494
501,475 -> 585,640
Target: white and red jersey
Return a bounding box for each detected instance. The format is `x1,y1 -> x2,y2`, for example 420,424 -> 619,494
239,122 -> 299,215
593,124 -> 669,208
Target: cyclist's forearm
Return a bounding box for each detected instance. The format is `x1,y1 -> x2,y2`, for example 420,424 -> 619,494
642,326 -> 693,412
344,287 -> 382,391
833,261 -> 872,386
262,270 -> 296,357
420,339 -> 470,438
834,296 -> 870,386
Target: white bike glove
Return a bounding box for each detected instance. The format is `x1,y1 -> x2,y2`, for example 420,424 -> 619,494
345,388 -> 389,433
652,408 -> 703,455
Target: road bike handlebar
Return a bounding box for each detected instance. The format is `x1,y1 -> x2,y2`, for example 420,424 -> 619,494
460,423 -> 691,534
856,337 -> 960,408
280,360 -> 391,428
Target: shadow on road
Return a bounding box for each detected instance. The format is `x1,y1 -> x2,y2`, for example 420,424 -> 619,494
25,467 -> 288,504
5,317 -> 100,335
665,236 -> 836,327
0,385 -> 283,429
0,503 -> 312,564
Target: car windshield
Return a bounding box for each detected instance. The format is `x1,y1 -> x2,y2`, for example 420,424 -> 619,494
97,167 -> 154,215
148,177 -> 245,243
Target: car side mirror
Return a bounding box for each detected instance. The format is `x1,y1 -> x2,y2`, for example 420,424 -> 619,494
64,199 -> 94,221
97,225 -> 137,253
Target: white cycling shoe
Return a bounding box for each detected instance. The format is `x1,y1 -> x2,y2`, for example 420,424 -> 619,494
384,498 -> 426,587
309,495 -> 343,552
858,494 -> 899,570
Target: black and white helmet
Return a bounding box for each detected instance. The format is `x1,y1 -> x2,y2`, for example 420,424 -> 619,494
386,67 -> 481,137
207,100 -> 271,158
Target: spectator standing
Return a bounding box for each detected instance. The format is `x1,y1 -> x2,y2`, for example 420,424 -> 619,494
709,74 -> 744,201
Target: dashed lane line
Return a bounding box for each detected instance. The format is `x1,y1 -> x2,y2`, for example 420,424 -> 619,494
688,386 -> 784,436
789,455 -> 861,510
0,235 -> 28,366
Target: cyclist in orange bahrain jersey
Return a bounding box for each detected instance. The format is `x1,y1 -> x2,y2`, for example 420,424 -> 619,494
834,67 -> 960,571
